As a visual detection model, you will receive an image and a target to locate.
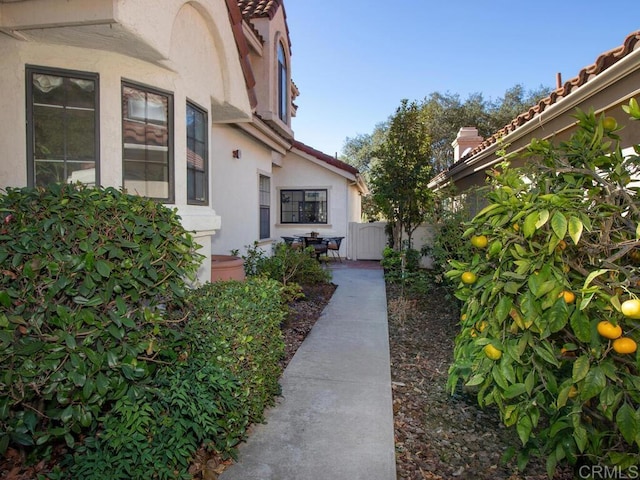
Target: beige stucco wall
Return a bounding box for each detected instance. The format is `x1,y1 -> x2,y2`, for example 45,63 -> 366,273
0,0 -> 252,283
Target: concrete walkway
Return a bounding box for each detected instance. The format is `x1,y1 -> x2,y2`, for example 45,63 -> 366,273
220,263 -> 396,480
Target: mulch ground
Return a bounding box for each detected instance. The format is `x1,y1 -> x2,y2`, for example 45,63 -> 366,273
387,281 -> 574,480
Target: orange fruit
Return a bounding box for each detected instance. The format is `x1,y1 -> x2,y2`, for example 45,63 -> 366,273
621,299 -> 640,319
597,321 -> 623,339
603,116 -> 617,131
613,337 -> 637,354
568,386 -> 579,398
558,290 -> 575,304
461,272 -> 477,284
484,344 -> 502,360
470,235 -> 488,248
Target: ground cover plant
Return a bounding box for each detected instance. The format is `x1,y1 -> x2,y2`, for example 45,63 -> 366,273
446,100 -> 640,475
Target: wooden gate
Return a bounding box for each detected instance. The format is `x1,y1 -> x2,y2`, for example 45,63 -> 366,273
348,221 -> 387,260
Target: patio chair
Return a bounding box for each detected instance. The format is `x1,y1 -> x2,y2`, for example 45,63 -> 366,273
305,236 -> 327,261
325,236 -> 344,263
281,236 -> 302,249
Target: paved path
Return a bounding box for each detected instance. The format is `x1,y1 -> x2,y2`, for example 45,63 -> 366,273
220,264 -> 396,480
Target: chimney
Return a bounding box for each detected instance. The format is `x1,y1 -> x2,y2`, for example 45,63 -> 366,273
452,127 -> 483,161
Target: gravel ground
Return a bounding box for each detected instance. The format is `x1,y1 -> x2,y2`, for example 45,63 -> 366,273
387,282 -> 574,480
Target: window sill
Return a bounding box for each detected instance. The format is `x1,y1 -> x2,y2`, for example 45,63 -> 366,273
276,224 -> 332,228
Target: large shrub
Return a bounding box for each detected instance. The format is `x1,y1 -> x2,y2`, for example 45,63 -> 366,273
447,104 -> 640,474
0,184 -> 203,454
59,277 -> 287,479
187,277 -> 287,423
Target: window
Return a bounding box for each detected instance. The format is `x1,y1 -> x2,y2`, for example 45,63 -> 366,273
122,82 -> 173,201
186,102 -> 208,205
280,189 -> 327,224
277,43 -> 288,122
259,175 -> 271,239
26,66 -> 99,187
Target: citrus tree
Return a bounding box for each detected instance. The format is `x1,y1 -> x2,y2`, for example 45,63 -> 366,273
447,99 -> 640,475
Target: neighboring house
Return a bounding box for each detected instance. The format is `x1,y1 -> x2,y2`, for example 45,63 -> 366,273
429,30 -> 640,211
0,0 -> 367,283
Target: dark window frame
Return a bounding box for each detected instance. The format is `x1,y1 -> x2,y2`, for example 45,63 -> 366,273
121,79 -> 174,203
259,175 -> 271,239
280,188 -> 328,224
26,65 -> 100,187
277,42 -> 288,123
186,101 -> 208,206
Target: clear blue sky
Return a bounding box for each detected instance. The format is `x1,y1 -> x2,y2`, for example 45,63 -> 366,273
284,1 -> 640,158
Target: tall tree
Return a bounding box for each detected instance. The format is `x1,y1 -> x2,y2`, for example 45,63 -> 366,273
370,99 -> 434,249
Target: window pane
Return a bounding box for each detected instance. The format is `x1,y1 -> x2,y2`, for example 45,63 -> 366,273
123,84 -> 171,201
186,103 -> 208,204
280,189 -> 327,224
34,105 -> 65,159
66,109 -> 95,160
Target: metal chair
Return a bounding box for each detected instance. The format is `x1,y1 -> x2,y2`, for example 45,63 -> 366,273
325,236 -> 344,263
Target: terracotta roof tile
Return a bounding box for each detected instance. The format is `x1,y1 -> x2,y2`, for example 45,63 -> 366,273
237,0 -> 282,19
460,30 -> 640,162
293,140 -> 359,176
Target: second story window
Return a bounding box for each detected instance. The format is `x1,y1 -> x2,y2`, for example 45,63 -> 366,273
186,102 -> 208,205
278,43 -> 288,123
122,82 -> 173,202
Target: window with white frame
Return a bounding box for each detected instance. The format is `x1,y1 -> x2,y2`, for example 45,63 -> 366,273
259,175 -> 271,239
122,82 -> 173,202
26,66 -> 99,187
280,189 -> 327,224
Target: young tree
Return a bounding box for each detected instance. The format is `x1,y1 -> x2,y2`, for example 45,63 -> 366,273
370,99 -> 434,249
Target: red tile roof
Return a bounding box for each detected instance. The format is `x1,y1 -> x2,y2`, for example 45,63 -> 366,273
293,140 -> 359,176
237,0 -> 283,19
462,29 -> 640,161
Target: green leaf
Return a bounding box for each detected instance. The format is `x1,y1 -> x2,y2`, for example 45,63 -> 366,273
535,209 -> 550,229
570,310 -> 591,343
0,291 -> 11,308
517,414 -> 533,445
573,355 -> 590,382
551,211 -> 567,240
568,216 -> 583,245
581,367 -> 606,401
523,212 -> 539,238
616,403 -> 638,445
582,269 -> 609,289
504,383 -> 527,399
95,260 -> 112,277
465,375 -> 485,387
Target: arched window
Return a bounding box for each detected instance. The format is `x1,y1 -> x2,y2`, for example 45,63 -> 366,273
277,42 -> 288,122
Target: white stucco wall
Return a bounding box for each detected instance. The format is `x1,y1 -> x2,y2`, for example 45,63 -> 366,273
210,125 -> 274,257
0,1 -> 251,283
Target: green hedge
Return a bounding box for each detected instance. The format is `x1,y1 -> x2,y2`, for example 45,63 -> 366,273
67,278 -> 286,479
0,184 -> 203,453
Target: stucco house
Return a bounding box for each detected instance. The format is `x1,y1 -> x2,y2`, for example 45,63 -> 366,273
429,30 -> 640,211
0,0 -> 367,283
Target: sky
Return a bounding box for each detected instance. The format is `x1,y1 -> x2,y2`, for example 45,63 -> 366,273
284,1 -> 640,158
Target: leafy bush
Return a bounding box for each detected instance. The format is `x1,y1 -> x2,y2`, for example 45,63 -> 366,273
0,184 -> 203,454
187,277 -> 287,423
427,208 -> 474,283
447,104 -> 640,474
238,241 -> 331,286
67,360 -> 245,480
381,246 -> 421,284
57,277 -> 287,478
